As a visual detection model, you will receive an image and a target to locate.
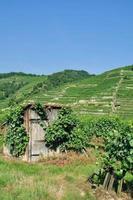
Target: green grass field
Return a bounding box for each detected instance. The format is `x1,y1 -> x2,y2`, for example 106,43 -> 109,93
0,143 -> 132,200
0,130 -> 100,200
0,153 -> 99,200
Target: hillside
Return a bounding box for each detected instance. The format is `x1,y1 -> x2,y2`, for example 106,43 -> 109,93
0,66 -> 133,122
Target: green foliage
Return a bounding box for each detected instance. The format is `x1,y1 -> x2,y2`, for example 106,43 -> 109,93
45,108 -> 89,152
0,80 -> 26,99
92,117 -> 121,138
5,105 -> 29,157
88,117 -> 133,193
6,126 -> 29,157
31,70 -> 91,94
5,103 -> 47,157
34,103 -> 47,120
66,124 -> 89,151
46,70 -> 91,89
90,117 -> 133,184
103,122 -> 133,177
0,72 -> 40,79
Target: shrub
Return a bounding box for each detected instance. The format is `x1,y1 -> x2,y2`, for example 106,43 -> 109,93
45,108 -> 89,152
104,122 -> 133,176
92,117 -> 121,138
5,105 -> 29,157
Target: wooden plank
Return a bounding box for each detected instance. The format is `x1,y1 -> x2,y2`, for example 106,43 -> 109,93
108,175 -> 115,191
103,172 -> 111,190
47,108 -> 58,124
117,179 -> 123,196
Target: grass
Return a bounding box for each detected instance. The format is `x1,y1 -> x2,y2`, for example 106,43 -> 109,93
0,153 -> 98,200
0,129 -> 100,200
0,147 -> 132,200
0,127 -> 132,200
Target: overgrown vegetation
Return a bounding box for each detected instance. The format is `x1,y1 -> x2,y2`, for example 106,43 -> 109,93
104,122 -> 133,175
102,122 -> 133,194
5,103 -> 48,157
34,103 -> 47,120
5,105 -> 29,157
45,107 -> 133,194
90,118 -> 133,176
0,155 -> 97,200
86,117 -> 133,195
45,108 -> 89,152
1,101 -> 133,198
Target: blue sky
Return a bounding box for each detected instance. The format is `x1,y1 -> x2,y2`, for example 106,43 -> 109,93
0,0 -> 133,74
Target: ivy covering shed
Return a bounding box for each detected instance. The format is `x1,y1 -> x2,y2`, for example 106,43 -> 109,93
4,103 -> 62,162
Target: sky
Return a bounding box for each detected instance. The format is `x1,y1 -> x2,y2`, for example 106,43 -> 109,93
0,0 -> 133,75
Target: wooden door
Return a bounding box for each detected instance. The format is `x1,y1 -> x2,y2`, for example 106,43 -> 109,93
29,110 -> 48,161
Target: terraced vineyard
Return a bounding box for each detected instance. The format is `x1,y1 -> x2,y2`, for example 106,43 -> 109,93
0,66 -> 133,122
29,66 -> 133,120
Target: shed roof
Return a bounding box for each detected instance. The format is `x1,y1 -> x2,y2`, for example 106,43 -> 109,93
23,102 -> 63,111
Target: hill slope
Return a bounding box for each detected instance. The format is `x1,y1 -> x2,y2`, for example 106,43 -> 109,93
0,66 -> 133,122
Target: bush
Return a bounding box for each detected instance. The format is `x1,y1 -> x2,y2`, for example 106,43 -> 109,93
5,105 -> 29,157
104,122 -> 133,175
90,117 -> 133,175
92,117 -> 121,138
45,108 -> 90,152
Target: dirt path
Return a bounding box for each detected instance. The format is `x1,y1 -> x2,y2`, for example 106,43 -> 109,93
111,70 -> 124,113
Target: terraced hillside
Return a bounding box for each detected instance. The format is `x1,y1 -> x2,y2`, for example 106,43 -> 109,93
0,66 -> 133,122
0,70 -> 91,122
27,66 -> 133,120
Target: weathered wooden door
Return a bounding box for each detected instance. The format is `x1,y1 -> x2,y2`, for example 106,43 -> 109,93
29,109 -> 48,161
